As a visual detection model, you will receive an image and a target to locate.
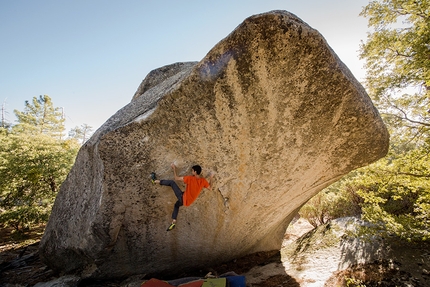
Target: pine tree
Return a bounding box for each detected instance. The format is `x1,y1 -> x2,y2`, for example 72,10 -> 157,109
13,95 -> 65,139
69,123 -> 93,144
0,96 -> 79,231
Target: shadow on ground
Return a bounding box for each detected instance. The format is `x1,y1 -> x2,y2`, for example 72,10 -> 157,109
1,227 -> 299,287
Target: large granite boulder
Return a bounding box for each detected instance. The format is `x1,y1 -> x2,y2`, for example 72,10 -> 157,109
39,10 -> 389,279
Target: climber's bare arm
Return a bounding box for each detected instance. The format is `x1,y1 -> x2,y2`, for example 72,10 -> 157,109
207,172 -> 215,191
171,163 -> 184,182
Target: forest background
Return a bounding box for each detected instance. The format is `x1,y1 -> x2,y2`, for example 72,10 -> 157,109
0,0 -> 429,243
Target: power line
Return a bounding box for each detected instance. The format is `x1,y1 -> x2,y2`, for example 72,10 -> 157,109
1,98 -> 10,128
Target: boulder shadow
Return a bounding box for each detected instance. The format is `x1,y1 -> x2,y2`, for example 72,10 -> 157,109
155,250 -> 300,287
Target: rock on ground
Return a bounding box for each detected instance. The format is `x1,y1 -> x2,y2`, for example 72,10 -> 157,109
245,218 -> 430,287
39,10 -> 389,279
32,275 -> 81,287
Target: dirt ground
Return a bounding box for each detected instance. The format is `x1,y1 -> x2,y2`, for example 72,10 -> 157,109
0,226 -> 57,286
0,226 -> 293,287
0,219 -> 314,286
1,221 -> 429,287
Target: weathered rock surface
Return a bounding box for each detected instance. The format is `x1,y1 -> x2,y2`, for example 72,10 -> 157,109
132,62 -> 198,101
39,10 -> 389,279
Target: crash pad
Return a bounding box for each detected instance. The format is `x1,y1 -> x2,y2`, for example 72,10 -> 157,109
225,276 -> 246,287
202,278 -> 226,287
178,280 -> 204,287
141,278 -> 173,287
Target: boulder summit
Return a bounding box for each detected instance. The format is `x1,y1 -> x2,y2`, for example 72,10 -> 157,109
40,10 -> 389,279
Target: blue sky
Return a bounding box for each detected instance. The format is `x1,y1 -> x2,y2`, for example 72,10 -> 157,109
1,0 -> 370,132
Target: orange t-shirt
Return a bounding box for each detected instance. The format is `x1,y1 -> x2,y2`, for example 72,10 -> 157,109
183,175 -> 209,206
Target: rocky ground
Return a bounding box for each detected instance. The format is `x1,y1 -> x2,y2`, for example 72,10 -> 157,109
0,225 -> 298,287
247,218 -> 430,287
1,220 -> 429,287
0,226 -> 56,286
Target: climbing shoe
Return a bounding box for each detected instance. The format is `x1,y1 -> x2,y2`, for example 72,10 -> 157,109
166,222 -> 176,231
150,172 -> 157,184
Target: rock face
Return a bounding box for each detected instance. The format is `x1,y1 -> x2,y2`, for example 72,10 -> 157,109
39,10 -> 389,279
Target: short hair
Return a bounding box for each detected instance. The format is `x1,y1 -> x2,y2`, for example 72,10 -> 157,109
192,165 -> 202,175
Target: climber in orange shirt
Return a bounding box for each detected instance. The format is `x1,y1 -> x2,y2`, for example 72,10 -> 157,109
152,163 -> 214,231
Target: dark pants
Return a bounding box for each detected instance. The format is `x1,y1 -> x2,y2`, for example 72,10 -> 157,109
160,180 -> 183,220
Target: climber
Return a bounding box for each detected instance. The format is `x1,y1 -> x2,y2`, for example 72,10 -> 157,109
151,163 -> 214,231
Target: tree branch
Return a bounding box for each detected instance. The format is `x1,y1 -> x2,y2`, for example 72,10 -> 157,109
387,47 -> 413,59
379,168 -> 430,178
396,172 -> 430,178
389,103 -> 430,127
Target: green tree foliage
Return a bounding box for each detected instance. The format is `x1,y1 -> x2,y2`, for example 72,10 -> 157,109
359,0 -> 430,144
299,181 -> 363,228
335,148 -> 429,241
357,0 -> 430,241
68,123 -> 93,144
301,0 -> 430,242
0,95 -> 79,230
13,95 -> 65,139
